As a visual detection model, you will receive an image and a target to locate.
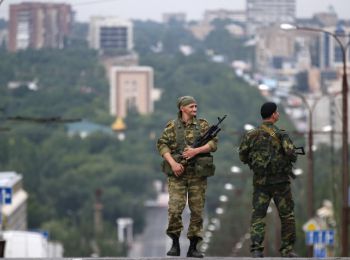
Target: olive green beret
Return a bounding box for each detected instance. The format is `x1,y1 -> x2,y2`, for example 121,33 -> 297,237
177,96 -> 196,109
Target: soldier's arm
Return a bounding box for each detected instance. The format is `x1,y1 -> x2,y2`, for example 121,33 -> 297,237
157,121 -> 185,176
239,132 -> 252,164
281,132 -> 297,162
183,143 -> 212,160
200,119 -> 218,152
156,121 -> 174,156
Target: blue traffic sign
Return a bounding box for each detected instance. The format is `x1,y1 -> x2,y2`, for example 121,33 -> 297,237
314,244 -> 327,258
306,231 -> 314,245
305,230 -> 335,245
0,187 -> 12,204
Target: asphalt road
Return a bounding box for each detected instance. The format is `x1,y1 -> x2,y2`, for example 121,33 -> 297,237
128,205 -> 191,257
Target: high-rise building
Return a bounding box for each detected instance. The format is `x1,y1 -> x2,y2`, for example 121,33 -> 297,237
255,25 -> 296,73
246,0 -> 296,35
319,25 -> 350,69
89,17 -> 133,54
8,2 -> 73,52
110,66 -> 154,118
204,9 -> 246,23
0,171 -> 28,230
162,13 -> 186,24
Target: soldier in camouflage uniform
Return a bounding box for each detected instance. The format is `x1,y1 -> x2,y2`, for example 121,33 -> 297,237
157,96 -> 218,258
239,102 -> 298,258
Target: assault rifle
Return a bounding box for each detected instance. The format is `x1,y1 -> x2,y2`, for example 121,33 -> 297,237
294,146 -> 305,155
181,115 -> 227,166
192,115 -> 227,148
289,146 -> 305,179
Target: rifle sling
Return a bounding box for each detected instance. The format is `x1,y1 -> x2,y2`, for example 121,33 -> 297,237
260,124 -> 281,146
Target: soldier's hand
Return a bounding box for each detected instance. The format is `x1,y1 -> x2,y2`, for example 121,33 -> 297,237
183,147 -> 198,160
171,162 -> 184,177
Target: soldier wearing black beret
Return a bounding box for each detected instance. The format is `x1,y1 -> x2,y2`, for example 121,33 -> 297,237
239,102 -> 298,257
260,102 -> 277,119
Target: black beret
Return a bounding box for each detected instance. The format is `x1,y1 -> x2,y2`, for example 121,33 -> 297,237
260,102 -> 277,119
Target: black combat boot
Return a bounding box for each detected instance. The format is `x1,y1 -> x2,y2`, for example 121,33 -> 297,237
252,250 -> 264,258
187,237 -> 203,258
167,234 -> 180,256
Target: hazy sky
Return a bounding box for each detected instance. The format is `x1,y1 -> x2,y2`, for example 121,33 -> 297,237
0,0 -> 349,22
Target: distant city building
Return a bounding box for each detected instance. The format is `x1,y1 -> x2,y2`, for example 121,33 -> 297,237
255,25 -> 296,74
88,16 -> 133,54
162,13 -> 186,23
0,171 -> 28,231
319,25 -> 350,70
188,22 -> 214,40
111,117 -> 126,132
225,24 -> 245,37
312,12 -> 338,27
288,23 -> 350,80
66,120 -> 113,138
8,80 -> 39,91
203,9 -> 246,23
100,53 -> 139,80
110,66 -> 154,118
111,117 -> 127,141
307,68 -> 322,93
8,2 -> 73,52
179,45 -> 193,56
246,0 -> 296,35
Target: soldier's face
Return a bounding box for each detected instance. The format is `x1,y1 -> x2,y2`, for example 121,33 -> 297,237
181,103 -> 197,117
272,110 -> 280,122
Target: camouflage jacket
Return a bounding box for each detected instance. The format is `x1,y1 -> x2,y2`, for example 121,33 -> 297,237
239,122 -> 297,186
157,116 -> 218,157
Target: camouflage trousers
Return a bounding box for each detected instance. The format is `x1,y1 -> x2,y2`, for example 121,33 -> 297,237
167,173 -> 207,239
250,182 -> 296,254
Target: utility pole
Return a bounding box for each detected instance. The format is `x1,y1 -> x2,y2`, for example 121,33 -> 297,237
281,23 -> 350,256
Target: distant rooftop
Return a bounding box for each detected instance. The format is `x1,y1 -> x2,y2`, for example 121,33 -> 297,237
66,119 -> 113,138
111,117 -> 126,131
0,171 -> 22,187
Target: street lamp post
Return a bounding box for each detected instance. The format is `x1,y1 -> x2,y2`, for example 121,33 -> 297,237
292,93 -> 335,220
292,92 -> 322,220
281,23 -> 350,256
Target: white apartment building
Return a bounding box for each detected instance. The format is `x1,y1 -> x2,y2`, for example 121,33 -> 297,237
89,16 -> 133,53
162,13 -> 186,23
204,9 -> 246,23
246,0 -> 296,35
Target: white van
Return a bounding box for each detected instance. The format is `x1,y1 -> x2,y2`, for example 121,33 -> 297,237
2,230 -> 48,257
